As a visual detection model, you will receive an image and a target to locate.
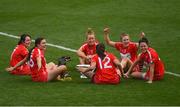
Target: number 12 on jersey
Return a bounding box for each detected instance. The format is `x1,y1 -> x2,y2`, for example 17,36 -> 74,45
98,57 -> 112,69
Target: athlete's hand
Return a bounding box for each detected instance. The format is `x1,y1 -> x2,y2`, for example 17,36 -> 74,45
104,28 -> 110,35
85,55 -> 92,63
5,67 -> 14,72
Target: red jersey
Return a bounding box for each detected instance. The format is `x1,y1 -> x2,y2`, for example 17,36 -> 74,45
139,48 -> 164,79
10,44 -> 31,75
91,53 -> 120,84
80,42 -> 98,56
115,42 -> 138,62
29,47 -> 47,82
10,44 -> 28,66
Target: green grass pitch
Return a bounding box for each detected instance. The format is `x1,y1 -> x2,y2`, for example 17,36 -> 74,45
0,0 -> 180,106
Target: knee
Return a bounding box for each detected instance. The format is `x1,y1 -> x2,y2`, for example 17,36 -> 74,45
131,72 -> 142,78
79,57 -> 86,64
48,62 -> 55,66
122,58 -> 128,62
59,65 -> 67,71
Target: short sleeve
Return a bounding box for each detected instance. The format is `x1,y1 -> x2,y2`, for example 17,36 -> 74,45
114,42 -> 120,50
80,44 -> 86,53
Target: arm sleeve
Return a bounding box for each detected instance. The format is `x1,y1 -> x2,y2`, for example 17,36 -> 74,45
114,42 -> 119,50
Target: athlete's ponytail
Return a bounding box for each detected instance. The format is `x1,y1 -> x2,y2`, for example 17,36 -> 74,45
96,43 -> 106,60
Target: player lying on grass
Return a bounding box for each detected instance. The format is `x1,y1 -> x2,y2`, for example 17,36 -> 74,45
77,28 -> 98,78
6,34 -> 32,75
124,37 -> 165,84
77,43 -> 124,84
28,37 -> 71,82
104,28 -> 144,73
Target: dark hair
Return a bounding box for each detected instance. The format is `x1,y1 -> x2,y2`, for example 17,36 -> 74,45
18,34 -> 31,45
96,43 -> 106,60
34,37 -> 44,47
139,37 -> 149,46
27,37 -> 45,61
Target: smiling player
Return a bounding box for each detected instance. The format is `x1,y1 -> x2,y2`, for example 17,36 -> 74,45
6,34 -> 32,75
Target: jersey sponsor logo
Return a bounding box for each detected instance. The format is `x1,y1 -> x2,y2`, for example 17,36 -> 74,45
120,53 -> 131,59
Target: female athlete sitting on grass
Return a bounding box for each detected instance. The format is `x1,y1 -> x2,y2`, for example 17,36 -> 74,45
77,43 -> 124,84
77,28 -> 99,78
6,34 -> 32,75
28,37 -> 70,82
124,37 -> 165,84
104,28 -> 145,73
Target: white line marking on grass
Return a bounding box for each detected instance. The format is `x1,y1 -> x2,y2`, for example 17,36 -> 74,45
165,71 -> 180,77
46,43 -> 77,53
0,32 -> 77,53
0,31 -> 180,78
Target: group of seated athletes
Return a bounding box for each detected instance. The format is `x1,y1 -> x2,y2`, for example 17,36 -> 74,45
5,28 -> 165,84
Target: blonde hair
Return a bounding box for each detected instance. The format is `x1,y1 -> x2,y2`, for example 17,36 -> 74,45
86,28 -> 95,39
120,33 -> 130,40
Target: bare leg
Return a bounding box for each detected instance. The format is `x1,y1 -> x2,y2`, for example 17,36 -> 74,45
127,58 -> 133,68
46,62 -> 57,71
116,68 -> 122,77
79,57 -> 89,78
79,57 -> 91,64
121,58 -> 133,72
79,57 -> 85,64
47,65 -> 67,81
120,58 -> 128,69
83,70 -> 95,79
77,67 -> 94,79
131,72 -> 144,79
